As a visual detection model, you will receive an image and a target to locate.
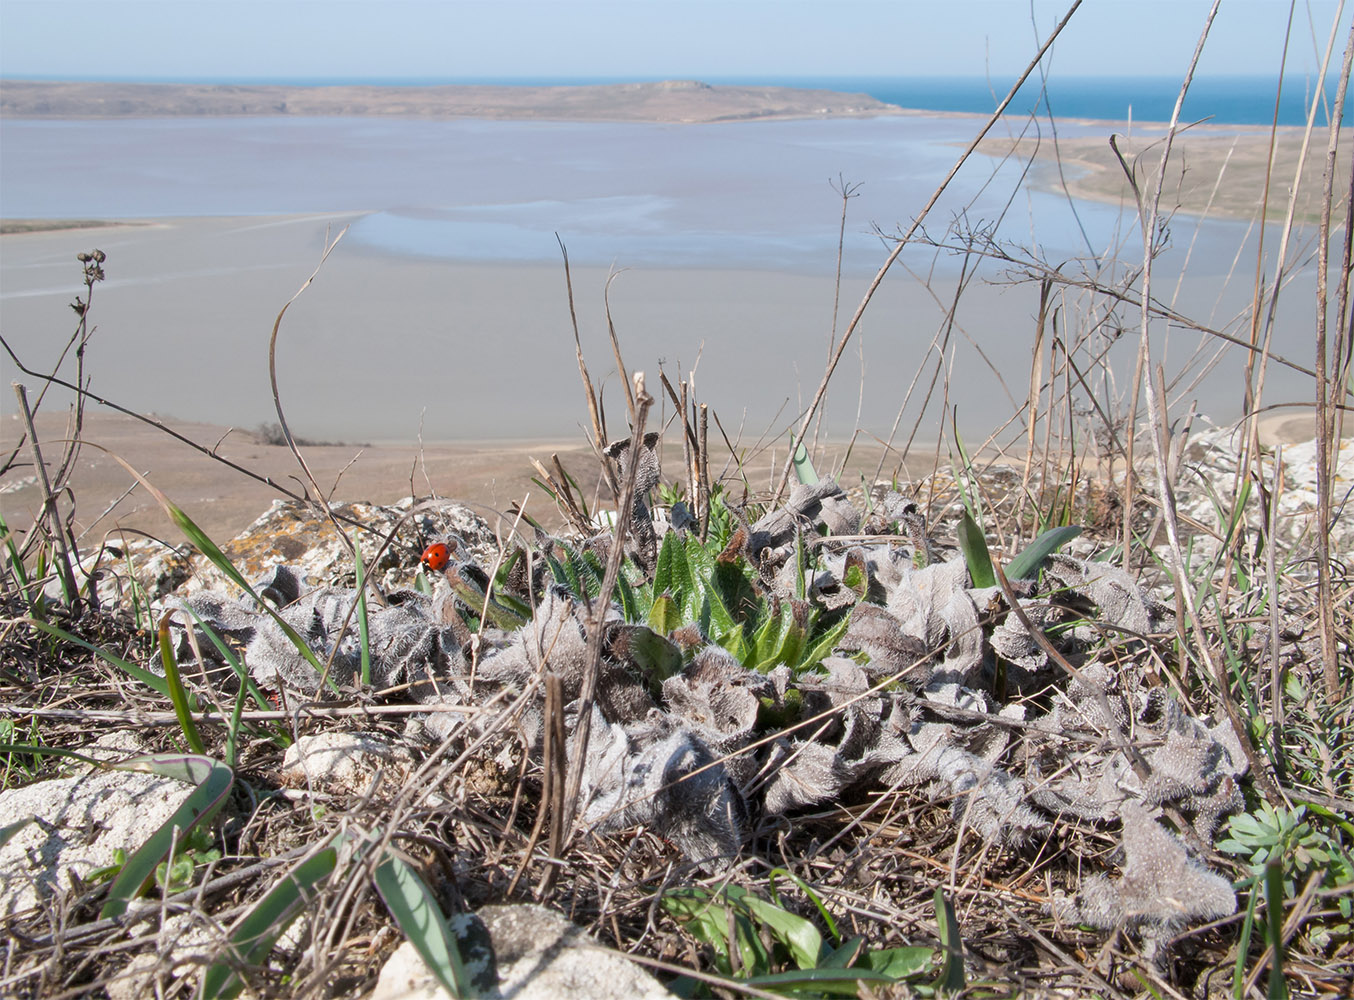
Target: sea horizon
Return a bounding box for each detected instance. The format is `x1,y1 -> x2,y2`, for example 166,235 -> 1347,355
1,73 -> 1346,128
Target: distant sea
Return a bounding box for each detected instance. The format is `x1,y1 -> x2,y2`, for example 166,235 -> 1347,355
14,73 -> 1346,127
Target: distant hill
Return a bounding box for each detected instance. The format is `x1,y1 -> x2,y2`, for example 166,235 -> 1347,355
0,79 -> 906,123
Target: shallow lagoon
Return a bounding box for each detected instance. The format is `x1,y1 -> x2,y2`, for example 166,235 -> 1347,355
0,115 -> 1320,442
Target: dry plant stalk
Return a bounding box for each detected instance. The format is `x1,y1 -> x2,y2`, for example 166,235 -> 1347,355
774,0 -> 1085,499
561,373 -> 654,843
1313,21 -> 1354,698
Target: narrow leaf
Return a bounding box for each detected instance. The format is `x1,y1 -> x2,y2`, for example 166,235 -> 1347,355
957,511 -> 995,589
158,612 -> 206,754
100,754 -> 234,919
354,533 -> 372,687
933,888 -> 966,993
25,617 -> 173,699
374,851 -> 471,999
200,843 -> 339,1000
791,439 -> 820,485
1005,525 -> 1082,581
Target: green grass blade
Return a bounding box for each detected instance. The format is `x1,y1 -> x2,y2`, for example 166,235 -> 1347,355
1264,859 -> 1288,1000
223,681 -> 249,769
950,410 -> 982,523
743,966 -> 897,995
158,612 -> 206,754
24,617 -> 174,699
1005,525 -> 1082,581
957,511 -> 995,589
199,842 -> 339,1000
182,607 -> 281,715
100,754 -> 234,919
1232,880 -> 1260,999
373,851 -> 472,998
0,511 -> 44,620
95,459 -> 336,692
0,743 -> 105,768
353,533 -> 372,687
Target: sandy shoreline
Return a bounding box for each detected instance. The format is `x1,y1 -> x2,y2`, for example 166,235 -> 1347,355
0,409 -> 920,542
977,122 -> 1352,224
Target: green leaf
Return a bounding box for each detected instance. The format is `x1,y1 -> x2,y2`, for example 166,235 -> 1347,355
24,617 -> 175,699
743,967 -> 897,995
662,887 -> 736,974
158,613 -> 206,754
353,533 -> 372,687
736,890 -> 823,971
1004,525 -> 1082,581
610,624 -> 684,691
143,485 -> 335,692
792,440 -> 820,486
768,867 -> 839,944
933,888 -> 966,993
710,559 -> 762,628
0,742 -> 105,768
200,842 -> 339,1000
683,536 -> 736,637
957,511 -> 994,589
374,851 -> 472,999
653,531 -> 686,605
1265,859 -> 1288,1000
795,615 -> 850,674
648,593 -> 683,636
100,754 -> 234,919
1232,883 -> 1260,1000
817,936 -> 865,969
864,945 -> 934,979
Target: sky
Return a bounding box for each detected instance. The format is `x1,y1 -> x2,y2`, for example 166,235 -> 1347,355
0,0 -> 1348,81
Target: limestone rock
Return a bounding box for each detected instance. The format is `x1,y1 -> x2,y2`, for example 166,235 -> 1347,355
372,903 -> 672,1000
182,497 -> 498,598
0,766 -> 196,917
280,731 -> 418,797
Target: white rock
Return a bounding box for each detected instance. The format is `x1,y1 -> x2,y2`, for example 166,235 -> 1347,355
372,903 -> 673,1000
280,731 -> 418,797
0,767 -> 195,917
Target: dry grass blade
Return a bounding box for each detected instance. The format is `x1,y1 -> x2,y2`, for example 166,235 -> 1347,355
1313,20 -> 1354,700
774,0 -> 1086,499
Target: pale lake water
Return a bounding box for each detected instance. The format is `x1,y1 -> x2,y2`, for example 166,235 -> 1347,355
0,116 -> 1323,442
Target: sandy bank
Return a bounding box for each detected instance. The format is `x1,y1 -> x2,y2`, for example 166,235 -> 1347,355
978,122 -> 1352,224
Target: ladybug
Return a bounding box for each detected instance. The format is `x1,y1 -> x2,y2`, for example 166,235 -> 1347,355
421,541 -> 452,573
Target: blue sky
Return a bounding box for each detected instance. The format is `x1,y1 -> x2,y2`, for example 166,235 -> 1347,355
0,1 -> 1347,81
